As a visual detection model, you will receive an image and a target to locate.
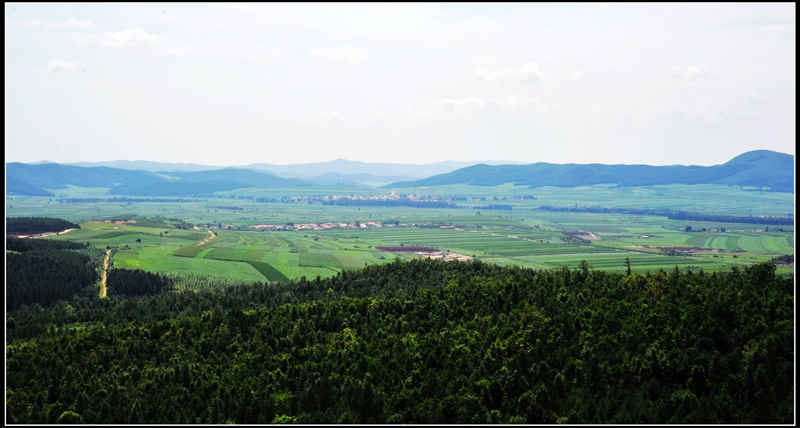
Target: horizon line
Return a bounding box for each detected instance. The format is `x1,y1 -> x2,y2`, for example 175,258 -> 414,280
7,149 -> 794,169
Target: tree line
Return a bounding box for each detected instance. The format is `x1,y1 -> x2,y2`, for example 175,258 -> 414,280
58,197 -> 205,203
321,199 -> 460,209
535,205 -> 793,226
6,237 -> 89,252
6,217 -> 80,234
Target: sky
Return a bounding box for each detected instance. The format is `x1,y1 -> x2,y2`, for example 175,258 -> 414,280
4,3 -> 796,167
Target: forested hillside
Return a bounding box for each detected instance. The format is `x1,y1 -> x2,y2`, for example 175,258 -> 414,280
6,163 -> 312,196
387,150 -> 794,193
6,258 -> 793,424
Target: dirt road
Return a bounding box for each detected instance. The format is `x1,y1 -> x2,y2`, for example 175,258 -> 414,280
100,249 -> 111,298
198,230 -> 216,246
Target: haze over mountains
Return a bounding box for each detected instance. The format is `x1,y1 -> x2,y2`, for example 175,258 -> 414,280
53,159 -> 523,182
7,150 -> 794,197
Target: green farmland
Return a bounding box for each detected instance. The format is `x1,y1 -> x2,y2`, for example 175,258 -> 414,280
10,182 -> 794,283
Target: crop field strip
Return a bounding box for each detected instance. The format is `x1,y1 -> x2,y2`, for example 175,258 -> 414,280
50,221 -> 790,281
173,245 -> 206,258
23,182 -> 792,282
245,260 -> 290,283
203,247 -> 266,262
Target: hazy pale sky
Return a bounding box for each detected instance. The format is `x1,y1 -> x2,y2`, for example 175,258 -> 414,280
5,3 -> 796,166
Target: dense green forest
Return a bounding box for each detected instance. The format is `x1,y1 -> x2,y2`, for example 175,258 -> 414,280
6,254 -> 794,424
6,238 -> 100,311
106,268 -> 175,297
6,217 -> 81,234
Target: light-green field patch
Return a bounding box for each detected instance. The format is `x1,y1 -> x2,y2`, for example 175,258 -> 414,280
298,252 -> 338,267
737,235 -> 769,253
762,236 -> 793,253
123,246 -> 265,281
167,231 -> 209,241
708,236 -> 731,250
204,248 -> 265,262
114,250 -> 142,269
173,245 -> 206,258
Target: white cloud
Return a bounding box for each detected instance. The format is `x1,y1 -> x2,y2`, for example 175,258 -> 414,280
439,97 -> 488,117
492,95 -> 550,113
77,27 -> 191,57
402,107 -> 436,124
295,110 -> 346,125
368,112 -> 387,123
15,18 -> 94,31
37,59 -> 80,74
310,46 -> 368,64
403,95 -> 553,123
79,27 -> 167,48
225,4 -> 253,12
571,70 -> 585,81
474,62 -> 545,82
670,65 -> 709,79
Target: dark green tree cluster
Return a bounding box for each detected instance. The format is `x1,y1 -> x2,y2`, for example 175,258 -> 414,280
106,268 -> 174,297
6,237 -> 89,252
59,197 -> 202,203
6,246 -> 99,310
472,204 -> 512,210
535,205 -> 794,226
668,211 -> 793,226
768,254 -> 794,265
6,258 -> 793,424
6,217 -> 80,234
322,199 -> 459,209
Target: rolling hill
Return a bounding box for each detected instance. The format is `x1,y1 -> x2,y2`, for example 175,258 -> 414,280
385,150 -> 795,193
6,163 -> 313,197
7,150 -> 794,196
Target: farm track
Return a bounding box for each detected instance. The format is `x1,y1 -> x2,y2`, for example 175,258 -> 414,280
20,228 -> 77,239
199,230 -> 216,246
100,249 -> 111,298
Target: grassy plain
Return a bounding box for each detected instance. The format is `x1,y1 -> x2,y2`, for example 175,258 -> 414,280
9,183 -> 794,281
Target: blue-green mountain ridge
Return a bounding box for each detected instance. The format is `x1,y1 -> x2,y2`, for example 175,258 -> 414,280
384,150 -> 794,193
6,150 -> 794,196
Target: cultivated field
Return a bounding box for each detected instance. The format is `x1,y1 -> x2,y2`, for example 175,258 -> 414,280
9,183 -> 794,283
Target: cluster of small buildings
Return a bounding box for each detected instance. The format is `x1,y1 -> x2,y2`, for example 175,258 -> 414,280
419,251 -> 473,262
252,221 -> 410,231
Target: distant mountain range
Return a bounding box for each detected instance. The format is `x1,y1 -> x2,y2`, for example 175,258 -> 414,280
47,158 -> 524,186
6,150 -> 794,196
384,150 -> 795,193
21,158 -> 522,190
5,164 -> 311,197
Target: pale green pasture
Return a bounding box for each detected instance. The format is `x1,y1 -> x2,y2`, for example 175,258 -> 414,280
114,245 -> 266,281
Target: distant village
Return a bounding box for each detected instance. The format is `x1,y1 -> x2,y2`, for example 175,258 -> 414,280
252,194 -> 536,203
196,218 -> 467,232
250,221 -> 403,231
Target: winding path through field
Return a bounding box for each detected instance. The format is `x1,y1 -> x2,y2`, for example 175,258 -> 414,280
100,249 -> 111,298
198,230 -> 216,246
